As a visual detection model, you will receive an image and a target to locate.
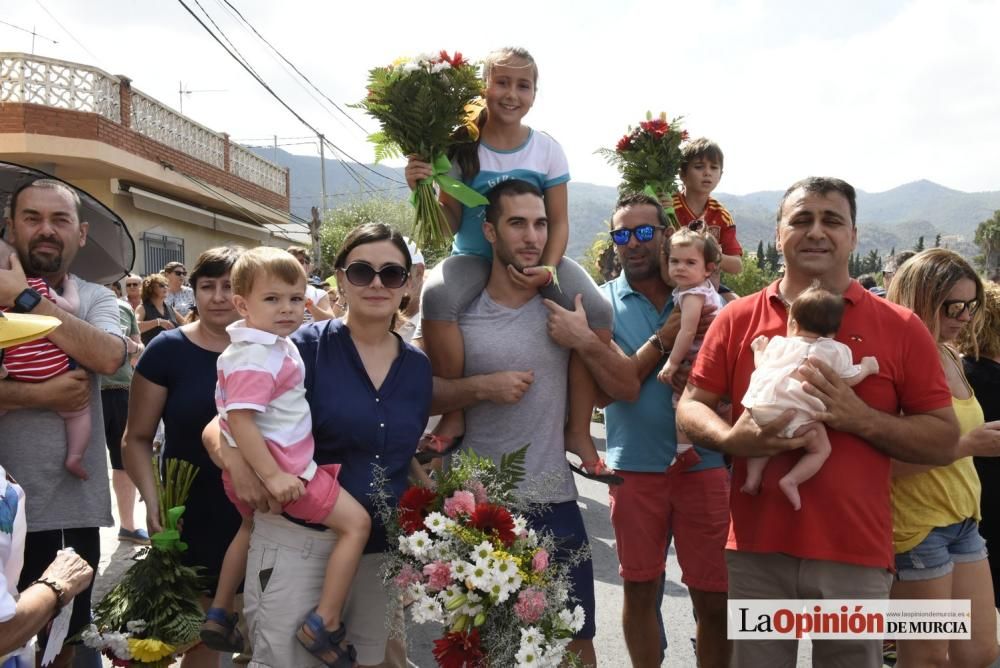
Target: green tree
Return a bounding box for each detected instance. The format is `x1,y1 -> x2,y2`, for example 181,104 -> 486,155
319,197 -> 449,272
974,210 -> 1000,274
582,229 -> 617,285
724,253 -> 777,297
934,233 -> 942,248
756,240 -> 766,270
914,236 -> 925,252
765,242 -> 781,273
865,249 -> 882,274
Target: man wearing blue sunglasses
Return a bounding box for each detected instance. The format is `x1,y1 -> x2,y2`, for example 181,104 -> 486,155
545,192 -> 730,668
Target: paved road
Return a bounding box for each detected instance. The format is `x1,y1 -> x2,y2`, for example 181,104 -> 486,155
97,423 -> 1000,667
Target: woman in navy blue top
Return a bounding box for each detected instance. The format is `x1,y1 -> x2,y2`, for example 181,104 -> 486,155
215,224 -> 431,667
124,246 -> 243,668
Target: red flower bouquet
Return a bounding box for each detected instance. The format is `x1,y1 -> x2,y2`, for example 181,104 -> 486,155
598,111 -> 689,229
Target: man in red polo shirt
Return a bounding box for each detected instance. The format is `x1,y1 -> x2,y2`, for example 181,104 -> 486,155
677,177 -> 959,667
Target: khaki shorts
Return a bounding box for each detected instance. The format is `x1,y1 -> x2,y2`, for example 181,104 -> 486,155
727,550 -> 892,668
243,513 -> 389,667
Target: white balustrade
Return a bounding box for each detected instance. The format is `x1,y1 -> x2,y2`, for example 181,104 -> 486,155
230,142 -> 286,195
1,52 -> 288,197
130,89 -> 225,170
0,53 -> 120,122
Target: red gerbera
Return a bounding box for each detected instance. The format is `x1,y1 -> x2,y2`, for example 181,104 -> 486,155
439,50 -> 467,69
616,134 -> 632,152
433,629 -> 485,668
639,118 -> 670,138
399,486 -> 438,534
400,486 -> 437,512
469,503 -> 516,546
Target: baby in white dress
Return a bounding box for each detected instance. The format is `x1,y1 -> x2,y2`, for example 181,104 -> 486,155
742,286 -> 879,510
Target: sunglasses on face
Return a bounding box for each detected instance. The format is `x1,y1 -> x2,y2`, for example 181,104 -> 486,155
173,270 -> 187,276
609,224 -> 664,245
125,282 -> 140,287
941,299 -> 979,319
342,261 -> 409,289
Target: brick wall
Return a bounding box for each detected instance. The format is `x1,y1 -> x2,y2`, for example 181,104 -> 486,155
0,102 -> 289,213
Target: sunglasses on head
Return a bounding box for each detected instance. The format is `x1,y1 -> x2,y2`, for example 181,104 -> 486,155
941,298 -> 979,319
610,224 -> 664,245
342,261 -> 408,289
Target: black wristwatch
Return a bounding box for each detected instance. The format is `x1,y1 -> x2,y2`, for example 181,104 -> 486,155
12,287 -> 43,313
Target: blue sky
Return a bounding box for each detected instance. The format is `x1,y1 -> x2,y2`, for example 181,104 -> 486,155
4,0 -> 999,196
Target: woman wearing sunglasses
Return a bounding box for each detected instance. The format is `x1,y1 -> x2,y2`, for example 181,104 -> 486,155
162,261 -> 195,322
887,249 -> 1000,667
217,223 -> 432,667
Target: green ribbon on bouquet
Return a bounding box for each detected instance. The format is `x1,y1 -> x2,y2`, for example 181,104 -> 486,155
151,505 -> 188,553
410,154 -> 489,209
643,184 -> 680,230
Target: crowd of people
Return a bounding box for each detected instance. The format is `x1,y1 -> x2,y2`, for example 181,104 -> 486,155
1,44 -> 999,668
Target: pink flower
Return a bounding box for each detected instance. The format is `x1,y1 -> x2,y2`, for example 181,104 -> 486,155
423,561 -> 452,591
465,480 -> 488,505
393,564 -> 423,589
514,587 -> 547,624
443,490 -> 476,518
532,548 -> 549,573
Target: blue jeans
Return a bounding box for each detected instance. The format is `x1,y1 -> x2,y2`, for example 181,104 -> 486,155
895,518 -> 988,581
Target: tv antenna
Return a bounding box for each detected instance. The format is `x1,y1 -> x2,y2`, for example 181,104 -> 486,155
178,81 -> 227,114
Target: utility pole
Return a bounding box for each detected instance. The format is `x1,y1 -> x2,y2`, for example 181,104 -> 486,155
273,135 -> 278,163
310,206 -> 322,273
318,133 -> 328,213
316,133 -> 327,270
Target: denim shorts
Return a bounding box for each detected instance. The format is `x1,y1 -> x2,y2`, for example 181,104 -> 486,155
895,518 -> 988,581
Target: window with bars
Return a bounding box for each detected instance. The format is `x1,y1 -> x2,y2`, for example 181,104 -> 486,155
141,232 -> 184,275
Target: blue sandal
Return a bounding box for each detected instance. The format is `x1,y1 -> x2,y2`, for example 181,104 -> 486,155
296,609 -> 357,668
200,607 -> 245,653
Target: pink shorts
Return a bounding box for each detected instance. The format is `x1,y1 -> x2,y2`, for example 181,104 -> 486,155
222,463 -> 342,525
609,467 -> 730,591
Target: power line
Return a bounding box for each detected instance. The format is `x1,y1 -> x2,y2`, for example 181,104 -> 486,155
174,0 -> 404,194
190,0 -> 263,82
210,0 -> 360,138
0,19 -> 58,44
159,159 -> 313,231
33,0 -> 103,65
217,0 -> 368,135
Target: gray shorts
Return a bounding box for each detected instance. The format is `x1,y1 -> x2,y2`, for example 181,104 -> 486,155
421,254 -> 613,330
243,513 -> 390,667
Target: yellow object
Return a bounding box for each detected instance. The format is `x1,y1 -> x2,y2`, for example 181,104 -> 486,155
127,637 -> 176,662
0,312 -> 61,349
891,392 -> 984,553
463,99 -> 486,141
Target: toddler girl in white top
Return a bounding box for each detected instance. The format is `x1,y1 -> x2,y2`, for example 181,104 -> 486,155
657,228 -> 727,464
742,285 -> 878,510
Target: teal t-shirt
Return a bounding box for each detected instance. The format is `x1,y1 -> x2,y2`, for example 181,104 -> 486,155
600,275 -> 725,472
451,129 -> 570,258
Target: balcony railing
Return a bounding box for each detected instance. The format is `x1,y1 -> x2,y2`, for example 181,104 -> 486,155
130,90 -> 226,170
0,52 -> 288,197
0,52 -> 120,122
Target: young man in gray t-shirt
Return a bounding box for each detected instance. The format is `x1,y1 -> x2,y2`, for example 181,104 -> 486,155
436,179 -> 611,667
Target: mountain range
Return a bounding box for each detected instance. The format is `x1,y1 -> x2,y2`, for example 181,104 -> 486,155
256,148 -> 1000,261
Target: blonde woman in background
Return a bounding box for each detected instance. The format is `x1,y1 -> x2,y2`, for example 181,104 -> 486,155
888,250 -> 1000,668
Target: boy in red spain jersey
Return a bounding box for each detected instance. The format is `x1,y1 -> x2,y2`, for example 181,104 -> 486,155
671,138 -> 743,283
